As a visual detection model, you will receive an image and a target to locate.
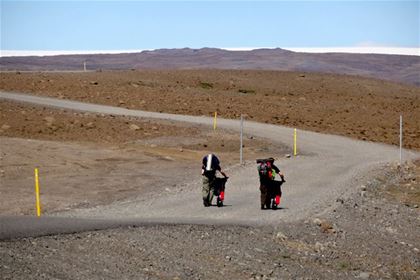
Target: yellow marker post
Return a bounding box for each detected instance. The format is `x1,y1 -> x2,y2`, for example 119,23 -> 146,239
293,128 -> 297,156
213,111 -> 217,130
34,168 -> 41,217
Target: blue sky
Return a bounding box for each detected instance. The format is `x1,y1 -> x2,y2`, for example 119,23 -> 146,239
1,1 -> 419,54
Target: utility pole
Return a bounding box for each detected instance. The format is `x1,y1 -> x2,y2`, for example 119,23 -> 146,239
240,114 -> 244,165
400,115 -> 403,165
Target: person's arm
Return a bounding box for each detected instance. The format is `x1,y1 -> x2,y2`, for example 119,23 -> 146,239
217,166 -> 228,178
273,164 -> 285,181
201,156 -> 207,175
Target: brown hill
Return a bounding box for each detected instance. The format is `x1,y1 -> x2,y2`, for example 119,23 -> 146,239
1,48 -> 419,86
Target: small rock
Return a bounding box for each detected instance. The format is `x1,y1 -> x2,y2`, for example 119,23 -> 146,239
275,231 -> 287,241
313,218 -> 322,226
360,190 -> 367,197
1,124 -> 10,130
150,144 -> 157,148
85,122 -> 95,129
359,185 -> 367,191
129,124 -> 140,131
314,242 -> 325,252
413,205 -> 418,208
225,256 -> 231,261
358,272 -> 370,279
385,227 -> 397,234
285,154 -> 291,158
413,248 -> 419,253
44,116 -> 55,124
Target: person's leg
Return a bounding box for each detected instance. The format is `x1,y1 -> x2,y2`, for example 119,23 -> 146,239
260,184 -> 267,209
276,184 -> 282,206
202,176 -> 210,206
208,177 -> 215,205
267,182 -> 275,209
271,181 -> 279,208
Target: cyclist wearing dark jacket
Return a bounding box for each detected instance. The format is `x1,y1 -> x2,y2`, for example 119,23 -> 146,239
201,153 -> 227,207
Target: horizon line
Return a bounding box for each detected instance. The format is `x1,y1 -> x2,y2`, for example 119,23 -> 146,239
1,47 -> 419,57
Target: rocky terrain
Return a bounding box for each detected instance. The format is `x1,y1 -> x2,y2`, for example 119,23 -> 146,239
1,70 -> 419,150
1,161 -> 418,279
1,70 -> 419,279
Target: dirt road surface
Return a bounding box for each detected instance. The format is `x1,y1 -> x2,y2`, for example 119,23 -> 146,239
1,91 -> 418,227
1,90 -> 419,279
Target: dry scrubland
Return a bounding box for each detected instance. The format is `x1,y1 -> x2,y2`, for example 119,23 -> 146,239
1,69 -> 419,149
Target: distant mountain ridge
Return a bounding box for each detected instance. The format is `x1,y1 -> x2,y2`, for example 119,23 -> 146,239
1,47 -> 419,86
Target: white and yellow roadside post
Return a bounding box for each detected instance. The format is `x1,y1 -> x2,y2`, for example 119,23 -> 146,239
34,168 -> 41,217
213,111 -> 217,130
293,128 -> 297,156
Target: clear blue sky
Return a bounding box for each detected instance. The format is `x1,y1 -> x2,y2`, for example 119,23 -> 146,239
1,0 -> 419,51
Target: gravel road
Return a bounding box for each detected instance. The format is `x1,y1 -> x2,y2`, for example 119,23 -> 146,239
1,91 -> 419,231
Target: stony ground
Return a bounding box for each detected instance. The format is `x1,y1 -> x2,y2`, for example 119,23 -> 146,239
1,161 -> 418,280
1,70 -> 419,150
1,70 -> 419,279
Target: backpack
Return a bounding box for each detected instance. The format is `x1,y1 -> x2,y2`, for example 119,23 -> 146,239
257,161 -> 272,179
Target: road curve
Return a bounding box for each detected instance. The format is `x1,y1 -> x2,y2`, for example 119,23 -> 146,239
1,91 -> 418,239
